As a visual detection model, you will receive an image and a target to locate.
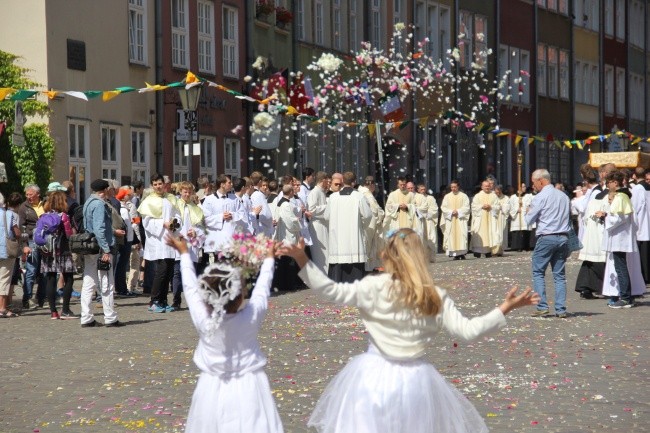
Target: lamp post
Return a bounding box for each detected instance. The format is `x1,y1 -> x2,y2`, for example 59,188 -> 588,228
178,84 -> 202,185
517,151 -> 523,229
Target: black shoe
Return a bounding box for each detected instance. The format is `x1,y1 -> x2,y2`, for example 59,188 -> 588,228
105,320 -> 125,327
171,302 -> 181,310
81,320 -> 98,328
60,311 -> 79,320
459,255 -> 466,260
22,300 -> 29,309
473,253 -> 481,258
453,256 -> 460,261
485,253 -> 492,258
580,290 -> 595,300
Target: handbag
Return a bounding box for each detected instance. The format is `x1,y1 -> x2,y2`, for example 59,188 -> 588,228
69,232 -> 100,255
3,211 -> 20,259
567,227 -> 582,253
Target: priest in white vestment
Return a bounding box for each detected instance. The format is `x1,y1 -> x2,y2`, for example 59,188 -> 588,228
418,184 -> 439,263
495,185 -> 510,256
359,176 -> 385,271
250,172 -> 274,237
307,172 -> 330,274
273,184 -> 303,290
440,181 -> 470,259
470,180 -> 501,258
327,172 -> 372,283
407,182 -> 428,239
383,177 -> 416,232
201,174 -> 245,260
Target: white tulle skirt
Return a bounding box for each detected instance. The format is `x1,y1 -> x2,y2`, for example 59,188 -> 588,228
185,369 -> 283,433
308,344 -> 489,433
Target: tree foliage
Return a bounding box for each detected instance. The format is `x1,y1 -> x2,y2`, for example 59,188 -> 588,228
0,50 -> 54,197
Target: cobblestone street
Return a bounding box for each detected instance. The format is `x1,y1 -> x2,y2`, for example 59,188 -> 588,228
1,251 -> 648,432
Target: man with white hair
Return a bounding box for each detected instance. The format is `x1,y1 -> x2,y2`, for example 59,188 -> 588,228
525,168 -> 571,318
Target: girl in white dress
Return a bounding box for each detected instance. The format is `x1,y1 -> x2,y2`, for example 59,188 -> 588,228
278,228 -> 539,433
166,235 -> 283,433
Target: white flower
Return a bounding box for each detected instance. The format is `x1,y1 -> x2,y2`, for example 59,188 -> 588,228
252,56 -> 267,71
252,112 -> 275,135
316,53 -> 343,73
394,22 -> 406,31
243,75 -> 252,82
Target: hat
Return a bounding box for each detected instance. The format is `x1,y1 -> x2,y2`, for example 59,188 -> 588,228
47,182 -> 67,193
115,187 -> 131,201
90,179 -> 110,192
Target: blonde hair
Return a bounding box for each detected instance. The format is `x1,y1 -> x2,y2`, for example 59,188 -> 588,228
382,228 -> 442,316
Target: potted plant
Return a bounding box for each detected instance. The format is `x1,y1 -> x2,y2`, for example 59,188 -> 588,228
275,5 -> 293,28
256,0 -> 275,19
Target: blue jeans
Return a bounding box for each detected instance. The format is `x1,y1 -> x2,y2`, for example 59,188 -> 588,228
531,235 -> 568,314
23,242 -> 46,303
612,251 -> 631,303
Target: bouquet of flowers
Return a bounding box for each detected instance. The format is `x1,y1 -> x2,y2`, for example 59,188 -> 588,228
218,232 -> 275,287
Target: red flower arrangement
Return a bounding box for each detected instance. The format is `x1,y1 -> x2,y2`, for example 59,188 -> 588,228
275,6 -> 293,24
256,0 -> 275,16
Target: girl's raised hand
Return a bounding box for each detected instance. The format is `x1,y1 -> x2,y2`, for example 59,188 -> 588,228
165,234 -> 189,254
498,286 -> 540,315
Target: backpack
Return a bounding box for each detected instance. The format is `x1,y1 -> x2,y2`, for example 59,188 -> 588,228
34,212 -> 63,254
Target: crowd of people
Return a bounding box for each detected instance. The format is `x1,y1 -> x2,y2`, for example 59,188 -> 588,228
0,164 -> 647,323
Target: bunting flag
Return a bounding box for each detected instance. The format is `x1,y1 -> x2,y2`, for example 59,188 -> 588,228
2,69 -> 650,151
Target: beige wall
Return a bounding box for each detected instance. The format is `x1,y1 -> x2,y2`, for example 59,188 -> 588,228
1,1 -> 156,195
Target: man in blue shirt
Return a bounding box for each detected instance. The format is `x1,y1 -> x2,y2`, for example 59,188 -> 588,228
525,169 -> 571,318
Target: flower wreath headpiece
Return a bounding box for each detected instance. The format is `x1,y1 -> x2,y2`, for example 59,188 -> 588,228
198,232 -> 274,334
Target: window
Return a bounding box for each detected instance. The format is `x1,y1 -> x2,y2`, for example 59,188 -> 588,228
547,46 -> 558,98
630,1 -> 646,49
459,10 -> 473,69
128,0 -> 146,64
590,65 -> 599,107
605,0 -> 614,36
224,138 -> 240,177
547,0 -> 557,11
69,121 -> 89,203
315,0 -> 324,45
349,0 -> 357,50
335,129 -> 344,172
537,44 -> 546,96
499,46 -> 531,105
101,125 -> 120,181
537,0 -> 545,7
630,74 -> 645,121
559,50 -> 569,100
574,61 -> 583,103
415,2 -> 451,70
520,50 -> 530,104
222,6 -> 238,78
131,129 -> 149,184
616,67 -> 626,116
198,1 -> 214,74
573,0 -> 583,25
171,0 -> 188,68
474,15 -> 487,70
558,0 -> 568,14
582,63 -> 589,104
394,0 -> 403,24
333,0 -> 341,50
509,47 -> 521,103
616,0 -> 625,40
199,136 -> 216,180
585,0 -> 599,31
295,0 -> 305,40
370,0 -> 382,50
604,65 -> 614,114
173,139 -> 188,181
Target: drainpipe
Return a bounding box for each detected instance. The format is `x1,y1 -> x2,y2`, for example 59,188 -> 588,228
569,3 -> 575,185
245,0 -> 253,171
291,0 -> 298,175
533,2 -> 538,169
155,0 -> 163,175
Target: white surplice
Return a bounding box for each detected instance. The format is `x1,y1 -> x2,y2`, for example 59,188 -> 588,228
440,191 -> 470,256
328,188 -> 372,264
201,192 -> 245,253
384,189 -> 416,231
307,185 -> 330,273
423,194 -> 439,262
250,189 -> 274,237
358,186 -> 385,271
142,196 -> 181,261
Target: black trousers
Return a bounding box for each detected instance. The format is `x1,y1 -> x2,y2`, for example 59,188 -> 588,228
150,258 -> 175,306
638,240 -> 650,284
45,272 -> 73,313
328,262 -> 365,284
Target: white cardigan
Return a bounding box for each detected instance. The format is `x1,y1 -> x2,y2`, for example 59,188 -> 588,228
298,261 -> 506,360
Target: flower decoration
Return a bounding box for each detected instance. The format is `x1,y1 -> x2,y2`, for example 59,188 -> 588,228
275,6 -> 293,24
256,0 -> 275,16
252,112 -> 276,135
315,53 -> 343,73
217,232 -> 275,286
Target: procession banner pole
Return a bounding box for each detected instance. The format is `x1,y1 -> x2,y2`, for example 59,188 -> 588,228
517,151 -> 523,229
375,120 -> 387,206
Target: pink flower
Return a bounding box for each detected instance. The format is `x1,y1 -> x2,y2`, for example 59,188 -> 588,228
479,95 -> 488,104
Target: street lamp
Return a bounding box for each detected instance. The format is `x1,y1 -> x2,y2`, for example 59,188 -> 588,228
178,84 -> 202,185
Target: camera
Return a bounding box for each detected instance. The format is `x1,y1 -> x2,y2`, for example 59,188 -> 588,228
169,218 -> 181,232
97,257 -> 111,271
